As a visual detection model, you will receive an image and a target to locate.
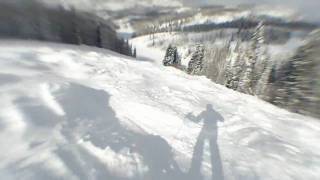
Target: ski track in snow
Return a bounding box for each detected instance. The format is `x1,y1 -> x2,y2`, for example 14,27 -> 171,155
0,40 -> 319,180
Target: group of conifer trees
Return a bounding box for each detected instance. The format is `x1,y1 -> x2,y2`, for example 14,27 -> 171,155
0,0 -> 133,57
162,22 -> 320,118
223,22 -> 272,99
270,31 -> 320,118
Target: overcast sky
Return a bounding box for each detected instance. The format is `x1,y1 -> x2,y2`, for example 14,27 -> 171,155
191,0 -> 320,21
33,0 -> 320,22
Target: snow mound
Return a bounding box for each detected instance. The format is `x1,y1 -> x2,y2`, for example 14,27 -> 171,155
0,40 -> 319,180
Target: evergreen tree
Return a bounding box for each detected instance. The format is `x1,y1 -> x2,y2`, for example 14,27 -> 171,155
283,45 -> 317,113
96,23 -> 103,48
187,44 -> 205,75
133,47 -> 137,58
224,57 -> 233,88
270,31 -> 320,118
163,45 -> 179,66
231,52 -> 245,90
252,22 -> 268,93
237,48 -> 256,94
238,21 -> 266,95
255,60 -> 273,100
70,7 -> 82,45
225,41 -> 245,90
120,39 -> 132,56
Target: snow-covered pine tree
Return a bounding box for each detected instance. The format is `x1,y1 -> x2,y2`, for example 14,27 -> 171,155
238,21 -> 265,95
255,59 -> 273,100
231,51 -> 246,90
282,43 -> 318,115
225,40 -> 245,90
269,30 -> 320,118
224,40 -> 237,88
251,22 -> 268,93
271,60 -> 293,107
187,44 -> 205,75
267,64 -> 278,103
237,47 -> 256,94
163,45 -> 179,67
224,56 -> 233,88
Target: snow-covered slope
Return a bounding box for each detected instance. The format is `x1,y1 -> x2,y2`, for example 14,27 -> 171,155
0,40 -> 319,180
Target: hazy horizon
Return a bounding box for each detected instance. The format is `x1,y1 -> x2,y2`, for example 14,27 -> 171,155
4,0 -> 320,22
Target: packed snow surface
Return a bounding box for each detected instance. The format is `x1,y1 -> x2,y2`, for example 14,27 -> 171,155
0,40 -> 319,180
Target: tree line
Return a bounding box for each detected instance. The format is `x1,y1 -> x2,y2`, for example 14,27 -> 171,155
163,22 -> 320,118
0,0 -> 135,57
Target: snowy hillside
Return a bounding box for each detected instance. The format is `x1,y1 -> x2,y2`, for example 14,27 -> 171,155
0,40 -> 320,180
39,0 -> 182,11
183,5 -> 298,27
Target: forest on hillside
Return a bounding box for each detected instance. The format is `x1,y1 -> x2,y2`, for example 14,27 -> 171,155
153,13 -> 320,118
0,0 -> 134,56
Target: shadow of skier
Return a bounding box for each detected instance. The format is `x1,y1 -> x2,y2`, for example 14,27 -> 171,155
187,104 -> 224,180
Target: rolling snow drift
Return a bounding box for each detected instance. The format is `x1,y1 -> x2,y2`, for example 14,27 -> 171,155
0,40 -> 319,180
